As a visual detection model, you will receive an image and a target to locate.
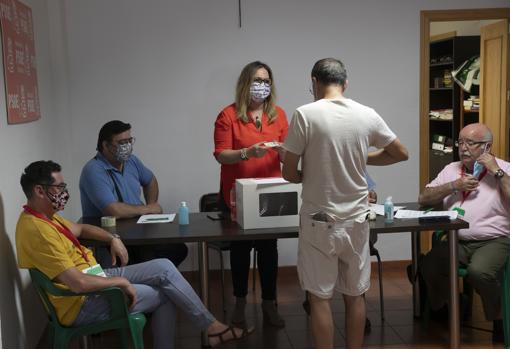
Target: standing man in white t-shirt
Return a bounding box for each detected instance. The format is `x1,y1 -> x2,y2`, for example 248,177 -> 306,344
283,58 -> 408,349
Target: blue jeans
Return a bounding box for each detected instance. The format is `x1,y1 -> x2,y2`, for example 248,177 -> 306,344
73,259 -> 215,349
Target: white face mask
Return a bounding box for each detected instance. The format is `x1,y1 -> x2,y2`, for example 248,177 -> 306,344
250,82 -> 271,103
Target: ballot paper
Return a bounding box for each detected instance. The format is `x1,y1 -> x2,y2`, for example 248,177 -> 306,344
263,141 -> 280,147
394,210 -> 458,220
369,203 -> 406,216
137,214 -> 175,224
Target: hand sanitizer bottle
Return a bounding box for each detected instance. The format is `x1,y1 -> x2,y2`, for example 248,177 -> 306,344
384,196 -> 394,223
178,201 -> 189,225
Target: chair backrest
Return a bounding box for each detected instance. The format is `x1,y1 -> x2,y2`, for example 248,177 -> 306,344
29,268 -> 132,326
29,269 -> 63,326
200,193 -> 221,212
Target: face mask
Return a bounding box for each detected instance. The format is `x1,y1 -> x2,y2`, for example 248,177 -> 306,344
46,189 -> 70,211
472,161 -> 484,178
472,143 -> 489,178
250,82 -> 271,103
115,142 -> 133,162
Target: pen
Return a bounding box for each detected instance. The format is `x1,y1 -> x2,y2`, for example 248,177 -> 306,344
423,208 -> 434,214
144,218 -> 169,221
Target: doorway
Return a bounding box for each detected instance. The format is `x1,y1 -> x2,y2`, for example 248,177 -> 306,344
419,8 -> 510,190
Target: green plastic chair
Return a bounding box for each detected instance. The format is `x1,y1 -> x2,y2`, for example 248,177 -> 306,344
500,253 -> 510,348
429,231 -> 510,345
29,268 -> 146,349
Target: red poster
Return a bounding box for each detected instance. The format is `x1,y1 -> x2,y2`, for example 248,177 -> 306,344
0,0 -> 40,124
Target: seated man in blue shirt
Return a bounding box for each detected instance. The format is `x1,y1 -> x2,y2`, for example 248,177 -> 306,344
80,120 -> 188,267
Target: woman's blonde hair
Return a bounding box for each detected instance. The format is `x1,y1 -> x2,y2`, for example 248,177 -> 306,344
235,61 -> 278,123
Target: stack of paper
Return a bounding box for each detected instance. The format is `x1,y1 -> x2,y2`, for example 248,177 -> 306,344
394,210 -> 458,220
137,214 -> 176,224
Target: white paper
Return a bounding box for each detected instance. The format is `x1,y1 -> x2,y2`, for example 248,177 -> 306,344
252,177 -> 289,185
263,141 -> 280,148
394,210 -> 458,220
369,203 -> 406,216
137,214 -> 176,224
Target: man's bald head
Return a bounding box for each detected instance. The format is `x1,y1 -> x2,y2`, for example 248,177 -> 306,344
459,123 -> 493,143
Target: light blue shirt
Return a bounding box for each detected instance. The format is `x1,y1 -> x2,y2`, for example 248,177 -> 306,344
366,173 -> 376,192
79,152 -> 154,217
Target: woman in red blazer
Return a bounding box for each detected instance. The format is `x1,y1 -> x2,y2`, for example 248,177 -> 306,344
213,61 -> 288,328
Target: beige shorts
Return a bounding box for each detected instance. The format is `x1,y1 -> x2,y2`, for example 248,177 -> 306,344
297,213 -> 370,298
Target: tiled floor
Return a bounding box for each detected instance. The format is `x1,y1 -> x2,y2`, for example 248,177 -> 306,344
59,264 -> 505,348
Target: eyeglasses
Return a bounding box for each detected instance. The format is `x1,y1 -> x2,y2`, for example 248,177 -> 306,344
38,183 -> 67,191
454,139 -> 487,148
115,137 -> 136,145
253,78 -> 272,86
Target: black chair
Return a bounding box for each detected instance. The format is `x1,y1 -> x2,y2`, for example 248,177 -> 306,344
199,193 -> 257,316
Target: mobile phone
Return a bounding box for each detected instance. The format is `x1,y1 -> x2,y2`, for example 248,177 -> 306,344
207,213 -> 224,221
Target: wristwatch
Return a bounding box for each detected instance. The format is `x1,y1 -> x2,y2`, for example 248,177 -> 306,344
110,233 -> 121,241
494,168 -> 505,179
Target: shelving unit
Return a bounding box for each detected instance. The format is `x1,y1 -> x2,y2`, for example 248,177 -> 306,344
428,35 -> 479,180
459,87 -> 480,127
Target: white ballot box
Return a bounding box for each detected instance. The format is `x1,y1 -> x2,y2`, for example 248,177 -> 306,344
235,177 -> 302,229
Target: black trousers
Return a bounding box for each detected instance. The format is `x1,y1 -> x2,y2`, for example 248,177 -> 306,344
95,243 -> 189,268
230,239 -> 278,300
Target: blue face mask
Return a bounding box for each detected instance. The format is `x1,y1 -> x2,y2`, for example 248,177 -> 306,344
472,143 -> 489,178
472,161 -> 484,178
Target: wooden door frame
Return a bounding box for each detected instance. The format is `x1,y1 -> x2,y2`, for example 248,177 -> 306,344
419,8 -> 510,190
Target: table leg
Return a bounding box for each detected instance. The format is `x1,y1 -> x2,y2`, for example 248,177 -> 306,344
411,230 -> 421,317
198,241 -> 210,346
448,229 -> 460,349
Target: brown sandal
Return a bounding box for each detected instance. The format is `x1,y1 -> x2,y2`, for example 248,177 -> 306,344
208,325 -> 254,346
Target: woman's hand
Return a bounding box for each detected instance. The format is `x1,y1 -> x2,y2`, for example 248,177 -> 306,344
247,142 -> 269,158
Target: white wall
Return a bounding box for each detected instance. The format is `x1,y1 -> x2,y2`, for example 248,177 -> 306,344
0,1 -> 69,347
60,0 -> 510,272
1,1 -> 509,347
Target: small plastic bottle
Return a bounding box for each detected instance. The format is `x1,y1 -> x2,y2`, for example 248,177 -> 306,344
178,201 -> 189,225
384,196 -> 394,223
230,186 -> 236,222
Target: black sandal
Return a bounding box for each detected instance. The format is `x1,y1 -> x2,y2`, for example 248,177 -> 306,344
208,326 -> 254,346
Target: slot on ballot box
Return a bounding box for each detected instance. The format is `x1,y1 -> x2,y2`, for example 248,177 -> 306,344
235,178 -> 302,229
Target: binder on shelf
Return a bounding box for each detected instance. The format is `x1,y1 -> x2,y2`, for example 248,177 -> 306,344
433,134 -> 446,144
